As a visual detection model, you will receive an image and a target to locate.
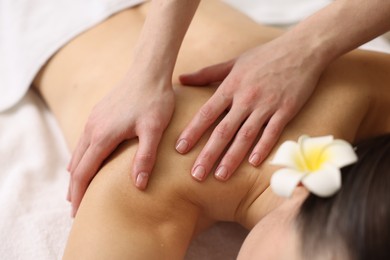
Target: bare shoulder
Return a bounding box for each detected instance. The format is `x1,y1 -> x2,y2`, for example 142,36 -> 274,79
331,50 -> 390,141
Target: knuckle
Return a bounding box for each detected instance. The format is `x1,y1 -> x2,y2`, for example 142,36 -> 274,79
199,104 -> 214,122
237,126 -> 257,142
264,92 -> 280,106
144,120 -> 163,134
215,122 -> 233,140
199,150 -> 213,163
226,75 -> 240,89
240,88 -> 259,106
267,124 -> 282,139
219,87 -> 232,102
84,118 -> 97,136
90,130 -> 107,148
267,93 -> 278,105
235,101 -> 251,115
281,100 -> 299,119
283,95 -> 297,109
135,152 -> 154,163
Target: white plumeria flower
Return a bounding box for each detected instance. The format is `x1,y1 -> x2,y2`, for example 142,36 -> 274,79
270,135 -> 358,198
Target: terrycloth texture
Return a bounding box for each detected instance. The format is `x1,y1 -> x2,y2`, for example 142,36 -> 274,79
1,0 -> 390,259
0,0 -> 144,111
0,91 -> 72,258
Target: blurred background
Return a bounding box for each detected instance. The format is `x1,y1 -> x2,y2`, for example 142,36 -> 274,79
224,0 -> 390,53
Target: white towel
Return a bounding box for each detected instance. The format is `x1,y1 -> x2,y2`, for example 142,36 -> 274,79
224,0 -> 332,25
0,91 -> 72,259
0,0 -> 144,112
0,1 -> 389,259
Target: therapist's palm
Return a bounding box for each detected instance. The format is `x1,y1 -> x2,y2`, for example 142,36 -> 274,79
67,75 -> 174,216
177,42 -> 321,182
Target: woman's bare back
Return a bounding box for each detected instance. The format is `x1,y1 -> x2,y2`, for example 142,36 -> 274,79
32,1 -> 390,259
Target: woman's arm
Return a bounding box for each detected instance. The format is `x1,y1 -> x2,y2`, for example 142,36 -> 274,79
62,50 -> 390,260
67,0 -> 201,216
176,0 -> 390,182
131,0 -> 201,81
32,1 -> 390,258
284,0 -> 390,68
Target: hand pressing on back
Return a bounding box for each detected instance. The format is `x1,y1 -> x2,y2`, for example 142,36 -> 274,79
66,0 -> 202,217
176,37 -> 324,182
67,71 -> 174,217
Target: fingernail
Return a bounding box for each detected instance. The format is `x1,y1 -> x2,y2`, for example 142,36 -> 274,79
249,153 -> 261,166
176,139 -> 189,154
136,172 -> 149,190
192,165 -> 206,181
215,166 -> 228,180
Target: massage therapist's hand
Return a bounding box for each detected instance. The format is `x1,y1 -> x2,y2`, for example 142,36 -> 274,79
176,38 -> 324,182
176,0 -> 390,183
67,72 -> 174,216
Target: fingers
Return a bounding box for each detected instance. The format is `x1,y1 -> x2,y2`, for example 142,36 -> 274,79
70,148 -> 98,217
190,107 -> 249,181
66,134 -> 89,212
179,60 -> 233,86
214,112 -> 268,181
132,128 -> 163,190
70,134 -> 121,217
249,110 -> 292,167
189,106 -> 292,182
176,91 -> 231,154
68,136 -> 89,174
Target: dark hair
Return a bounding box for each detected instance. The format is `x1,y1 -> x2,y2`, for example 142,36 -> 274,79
296,134 -> 390,260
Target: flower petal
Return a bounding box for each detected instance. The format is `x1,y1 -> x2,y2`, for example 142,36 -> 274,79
301,163 -> 341,197
270,140 -> 302,169
322,140 -> 358,168
299,135 -> 334,150
270,168 -> 305,197
300,135 -> 334,170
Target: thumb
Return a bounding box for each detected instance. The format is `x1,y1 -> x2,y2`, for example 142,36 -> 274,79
179,60 -> 234,86
132,129 -> 163,190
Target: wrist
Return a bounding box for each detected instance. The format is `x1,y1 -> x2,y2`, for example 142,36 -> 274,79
124,64 -> 173,91
131,46 -> 176,76
275,31 -> 330,75
280,1 -> 348,71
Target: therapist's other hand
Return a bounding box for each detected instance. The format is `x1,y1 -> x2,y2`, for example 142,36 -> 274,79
177,40 -> 322,182
67,74 -> 174,216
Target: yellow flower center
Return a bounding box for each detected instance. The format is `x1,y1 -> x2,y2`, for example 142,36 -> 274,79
295,146 -> 330,173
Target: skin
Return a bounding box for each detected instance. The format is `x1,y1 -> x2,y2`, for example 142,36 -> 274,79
178,0 -> 390,182
32,1 -> 390,259
237,188 -> 308,260
66,0 -> 201,215
67,0 -> 390,211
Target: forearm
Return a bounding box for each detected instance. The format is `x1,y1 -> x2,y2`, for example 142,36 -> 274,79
131,0 -> 201,84
283,0 -> 390,69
